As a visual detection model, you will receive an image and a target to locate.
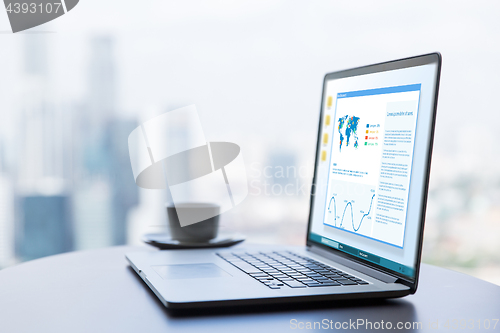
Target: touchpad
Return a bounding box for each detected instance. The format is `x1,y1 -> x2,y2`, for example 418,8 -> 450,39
152,263 -> 231,280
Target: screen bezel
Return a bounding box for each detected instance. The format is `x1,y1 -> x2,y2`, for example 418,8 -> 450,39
306,53 -> 441,292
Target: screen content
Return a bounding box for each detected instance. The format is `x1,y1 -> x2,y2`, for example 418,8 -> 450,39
309,62 -> 438,278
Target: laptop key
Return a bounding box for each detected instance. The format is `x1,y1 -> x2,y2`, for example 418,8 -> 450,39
336,279 -> 358,285
251,274 -> 269,278
299,278 -> 316,283
324,274 -> 341,278
302,280 -> 320,284
314,270 -> 330,274
225,258 -> 246,263
270,274 -> 287,279
314,274 -> 328,278
319,282 -> 341,286
283,280 -> 306,288
306,273 -> 323,278
263,279 -> 280,284
310,283 -> 339,287
231,262 -> 262,274
263,270 -> 280,275
304,265 -> 322,270
315,278 -> 330,282
278,278 -> 294,281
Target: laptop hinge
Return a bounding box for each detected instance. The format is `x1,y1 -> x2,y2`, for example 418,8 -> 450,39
308,245 -> 398,283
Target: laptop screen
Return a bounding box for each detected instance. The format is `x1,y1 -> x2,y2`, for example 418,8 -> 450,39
308,54 -> 440,280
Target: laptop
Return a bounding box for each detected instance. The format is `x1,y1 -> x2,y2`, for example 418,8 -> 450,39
126,53 -> 442,309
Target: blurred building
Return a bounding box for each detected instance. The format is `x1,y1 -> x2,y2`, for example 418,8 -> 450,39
80,36 -> 115,175
106,119 -> 139,245
72,180 -> 113,249
88,36 -> 115,128
72,36 -> 138,249
268,151 -> 297,192
18,195 -> 72,261
0,137 -> 15,268
0,174 -> 15,268
15,34 -> 74,261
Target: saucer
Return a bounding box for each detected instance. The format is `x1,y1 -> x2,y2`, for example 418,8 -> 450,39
142,233 -> 245,250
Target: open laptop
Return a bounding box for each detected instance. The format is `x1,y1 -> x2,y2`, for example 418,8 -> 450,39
126,53 -> 441,309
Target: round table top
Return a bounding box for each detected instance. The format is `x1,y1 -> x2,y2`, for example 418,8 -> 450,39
0,245 -> 499,333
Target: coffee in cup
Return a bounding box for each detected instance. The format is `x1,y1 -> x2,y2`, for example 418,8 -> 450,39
166,203 -> 220,243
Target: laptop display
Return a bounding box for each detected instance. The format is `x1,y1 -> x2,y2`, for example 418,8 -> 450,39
126,54 -> 441,308
308,54 -> 441,280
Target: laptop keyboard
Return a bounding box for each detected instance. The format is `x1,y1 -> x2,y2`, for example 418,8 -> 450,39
217,251 -> 369,289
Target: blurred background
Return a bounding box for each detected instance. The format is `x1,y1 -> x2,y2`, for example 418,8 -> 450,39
0,1 -> 499,285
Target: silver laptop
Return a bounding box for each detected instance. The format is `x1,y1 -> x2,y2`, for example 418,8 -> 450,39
126,53 -> 442,309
